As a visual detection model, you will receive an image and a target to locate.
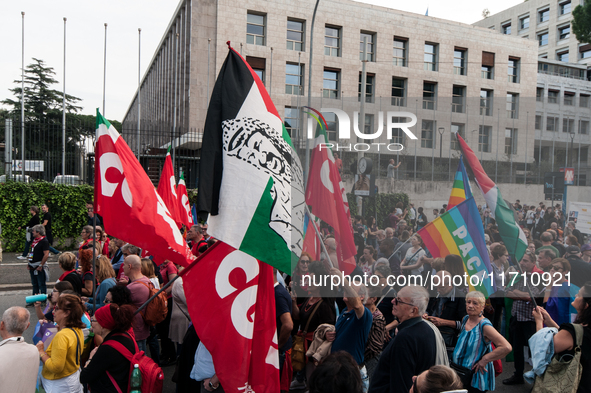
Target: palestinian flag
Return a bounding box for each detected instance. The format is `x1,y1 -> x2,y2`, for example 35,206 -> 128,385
447,157 -> 472,210
197,44 -> 304,273
456,133 -> 527,261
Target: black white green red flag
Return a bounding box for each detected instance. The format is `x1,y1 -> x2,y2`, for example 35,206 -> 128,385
197,44 -> 304,274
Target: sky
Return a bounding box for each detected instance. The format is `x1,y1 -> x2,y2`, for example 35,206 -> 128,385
0,0 -> 523,121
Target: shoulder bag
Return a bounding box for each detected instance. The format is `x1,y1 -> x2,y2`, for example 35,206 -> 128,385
291,299 -> 323,372
532,324 -> 584,393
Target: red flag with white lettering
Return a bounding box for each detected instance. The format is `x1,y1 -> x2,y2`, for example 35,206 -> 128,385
176,171 -> 194,228
184,241 -> 280,393
157,148 -> 183,227
94,110 -> 194,267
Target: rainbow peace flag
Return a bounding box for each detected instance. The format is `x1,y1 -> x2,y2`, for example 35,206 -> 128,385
447,157 -> 472,210
418,196 -> 495,297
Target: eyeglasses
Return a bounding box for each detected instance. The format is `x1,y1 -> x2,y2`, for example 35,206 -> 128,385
550,265 -> 564,271
412,376 -> 421,393
393,297 -> 415,307
300,260 -> 310,264
90,318 -> 97,323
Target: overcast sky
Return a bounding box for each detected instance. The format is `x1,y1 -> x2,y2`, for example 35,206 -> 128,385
0,0 -> 522,121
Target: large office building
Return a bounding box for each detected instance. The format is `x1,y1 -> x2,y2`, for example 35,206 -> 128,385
474,0 -> 591,185
122,0 -> 540,186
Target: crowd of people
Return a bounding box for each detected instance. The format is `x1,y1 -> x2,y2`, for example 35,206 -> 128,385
2,198 -> 591,393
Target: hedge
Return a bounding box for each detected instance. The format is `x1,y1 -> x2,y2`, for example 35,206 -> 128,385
0,181 -> 93,252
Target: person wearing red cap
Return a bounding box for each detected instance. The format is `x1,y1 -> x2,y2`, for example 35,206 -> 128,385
80,304 -> 136,392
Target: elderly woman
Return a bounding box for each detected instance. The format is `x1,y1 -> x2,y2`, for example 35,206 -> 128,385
533,282 -> 591,393
27,224 -> 50,298
78,225 -> 95,252
544,258 -> 572,326
80,303 -> 137,392
57,252 -> 83,295
451,291 -> 512,392
410,365 -> 463,393
84,255 -> 117,313
36,294 -> 85,393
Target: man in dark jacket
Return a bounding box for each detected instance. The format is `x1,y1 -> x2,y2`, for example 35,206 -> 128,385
369,285 -> 440,393
424,271 -> 467,358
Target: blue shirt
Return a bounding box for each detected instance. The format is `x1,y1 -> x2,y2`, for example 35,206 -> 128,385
331,306 -> 372,365
275,283 -> 293,352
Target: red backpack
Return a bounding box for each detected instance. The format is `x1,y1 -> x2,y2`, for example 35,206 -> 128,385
103,334 -> 164,393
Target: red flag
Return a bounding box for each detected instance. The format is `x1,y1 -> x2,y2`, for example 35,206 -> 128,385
157,149 -> 183,227
304,110 -> 356,274
184,241 -> 280,393
94,111 -> 194,267
176,171 -> 193,228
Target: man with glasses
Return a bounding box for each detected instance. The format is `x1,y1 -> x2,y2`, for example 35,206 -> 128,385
369,285 -> 441,393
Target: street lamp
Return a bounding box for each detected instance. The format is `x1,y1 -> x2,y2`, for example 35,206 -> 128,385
438,127 -> 445,161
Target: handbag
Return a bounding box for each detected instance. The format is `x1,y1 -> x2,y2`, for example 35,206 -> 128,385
532,324 -> 584,393
450,361 -> 473,388
291,299 -> 323,372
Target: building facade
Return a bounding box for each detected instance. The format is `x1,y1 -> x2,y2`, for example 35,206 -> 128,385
123,0 -> 541,186
474,0 -> 591,185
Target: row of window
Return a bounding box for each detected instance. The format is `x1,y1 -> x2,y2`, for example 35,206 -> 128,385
285,109 -> 518,155
535,115 -> 590,134
246,12 -> 520,83
498,1 -> 571,34
536,87 -> 591,107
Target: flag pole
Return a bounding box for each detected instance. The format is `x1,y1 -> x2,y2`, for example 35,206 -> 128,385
102,23 -> 107,116
92,212 -> 97,313
21,12 -> 25,180
134,241 -> 220,316
62,17 -> 67,176
303,204 -> 334,270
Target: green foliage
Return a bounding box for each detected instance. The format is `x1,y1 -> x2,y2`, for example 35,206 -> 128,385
187,189 -> 198,206
346,192 -> 409,223
0,181 -> 93,251
573,3 -> 591,44
2,58 -> 82,121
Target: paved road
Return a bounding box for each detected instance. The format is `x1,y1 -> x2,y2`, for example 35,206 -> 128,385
0,251 -> 63,291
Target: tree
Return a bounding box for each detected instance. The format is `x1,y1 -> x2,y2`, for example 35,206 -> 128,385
2,58 -> 82,122
573,2 -> 591,44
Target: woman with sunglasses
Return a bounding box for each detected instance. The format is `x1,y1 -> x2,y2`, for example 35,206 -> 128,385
544,258 -> 572,327
80,303 -> 137,392
36,294 -> 86,393
533,282 -> 591,393
410,365 -> 464,393
290,252 -> 312,300
451,291 -> 511,392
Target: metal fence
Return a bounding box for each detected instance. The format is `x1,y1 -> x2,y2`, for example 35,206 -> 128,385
0,116 -> 203,188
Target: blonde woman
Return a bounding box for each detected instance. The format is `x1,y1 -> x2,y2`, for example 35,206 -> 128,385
451,291 -> 512,392
83,255 -> 117,312
141,258 -> 160,289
